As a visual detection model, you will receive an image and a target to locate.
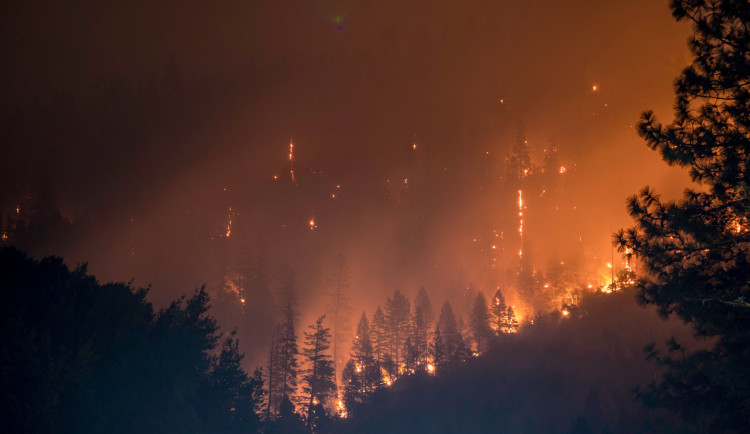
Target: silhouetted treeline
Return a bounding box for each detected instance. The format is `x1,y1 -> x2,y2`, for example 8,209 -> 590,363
0,247 -> 264,433
339,290 -> 696,434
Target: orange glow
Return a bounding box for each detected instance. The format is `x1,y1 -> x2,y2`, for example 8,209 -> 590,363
562,309 -> 570,317
426,363 -> 435,374
309,218 -> 317,230
559,166 -> 566,174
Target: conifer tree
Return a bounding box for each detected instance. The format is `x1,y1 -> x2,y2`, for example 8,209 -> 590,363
469,291 -> 493,354
617,1 -> 750,429
384,290 -> 410,376
301,316 -> 336,431
372,307 -> 387,363
436,301 -> 463,364
490,289 -> 508,335
274,266 -> 299,410
350,313 -> 382,395
341,359 -> 363,415
326,253 -> 353,386
415,286 -> 435,329
413,306 -> 429,368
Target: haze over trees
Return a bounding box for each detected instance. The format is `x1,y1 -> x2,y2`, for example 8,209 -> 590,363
1,0 -> 748,433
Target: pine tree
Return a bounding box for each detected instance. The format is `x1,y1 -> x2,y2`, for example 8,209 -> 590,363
341,359 -> 362,416
301,316 -> 336,431
415,286 -> 435,329
384,290 -> 410,377
469,291 -> 492,354
505,305 -> 519,334
413,306 -> 429,368
431,327 -> 446,372
617,1 -> 750,429
372,307 -> 387,363
274,266 -> 299,410
490,289 -> 508,335
350,313 -> 382,395
326,253 -> 353,386
402,337 -> 418,374
436,301 -> 463,365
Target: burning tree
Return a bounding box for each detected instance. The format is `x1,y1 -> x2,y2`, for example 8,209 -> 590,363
617,0 -> 750,430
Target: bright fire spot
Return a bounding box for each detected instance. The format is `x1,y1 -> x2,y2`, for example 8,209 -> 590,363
592,84 -> 598,92
403,178 -> 408,185
426,363 -> 435,374
1,233 -> 7,241
273,175 -> 278,180
331,193 -> 336,198
226,207 -> 233,237
240,298 -> 246,304
562,309 -> 570,317
412,143 -> 417,150
309,218 -> 317,230
559,166 -> 566,174
491,244 -> 497,250
607,262 -> 612,268
312,397 -> 319,405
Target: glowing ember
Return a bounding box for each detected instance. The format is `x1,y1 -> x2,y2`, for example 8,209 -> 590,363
226,207 -> 233,237
562,309 -> 570,316
309,218 -> 317,230
559,166 -> 566,174
426,363 -> 435,374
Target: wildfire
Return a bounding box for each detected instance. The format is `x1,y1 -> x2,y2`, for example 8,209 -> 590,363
561,308 -> 570,317
336,398 -> 347,418
559,166 -> 566,174
226,207 -> 233,237
289,140 -> 296,183
426,363 -> 435,374
308,218 -> 317,230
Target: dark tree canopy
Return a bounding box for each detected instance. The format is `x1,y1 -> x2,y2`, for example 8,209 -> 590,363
0,247 -> 263,433
618,0 -> 750,431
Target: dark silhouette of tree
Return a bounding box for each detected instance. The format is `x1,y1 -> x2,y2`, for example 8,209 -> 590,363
351,313 -> 382,395
203,330 -> 265,433
436,301 -> 466,367
326,253 -> 353,386
266,395 -> 305,434
274,265 -> 300,412
470,290 -> 493,354
414,286 -> 435,329
341,359 -> 363,417
372,306 -> 387,363
384,290 -> 410,377
413,305 -> 429,368
490,289 -> 508,334
0,247 -> 265,433
266,324 -> 281,417
617,1 -> 750,430
431,327 -> 446,372
301,315 -> 336,431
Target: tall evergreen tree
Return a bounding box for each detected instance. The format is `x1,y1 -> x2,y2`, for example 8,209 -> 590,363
617,1 -> 750,430
301,316 -> 336,431
413,306 -> 429,368
325,253 -> 353,386
415,286 -> 435,329
436,301 -> 463,364
372,307 -> 387,363
274,266 -> 300,410
350,313 -> 382,395
490,289 -> 508,335
384,290 -> 411,376
469,291 -> 492,354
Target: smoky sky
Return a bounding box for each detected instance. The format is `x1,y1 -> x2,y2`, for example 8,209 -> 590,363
2,0 -> 696,364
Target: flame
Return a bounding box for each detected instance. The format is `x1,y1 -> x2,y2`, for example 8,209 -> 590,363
426,363 -> 435,374
225,207 -> 233,237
